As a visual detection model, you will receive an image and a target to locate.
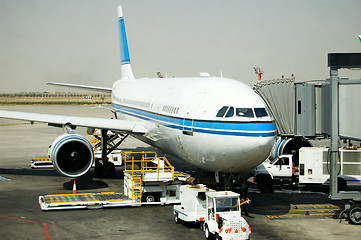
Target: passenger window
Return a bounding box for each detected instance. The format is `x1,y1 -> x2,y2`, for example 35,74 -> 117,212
225,107 -> 234,118
255,108 -> 268,118
236,108 -> 254,118
216,106 -> 229,117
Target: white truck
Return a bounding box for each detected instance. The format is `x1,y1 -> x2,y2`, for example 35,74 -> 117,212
253,147 -> 361,192
174,184 -> 251,240
94,149 -> 123,166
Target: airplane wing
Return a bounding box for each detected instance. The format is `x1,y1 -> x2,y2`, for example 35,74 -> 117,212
0,110 -> 147,133
47,82 -> 112,93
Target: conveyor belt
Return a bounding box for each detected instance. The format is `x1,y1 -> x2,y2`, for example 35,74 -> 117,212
39,192 -> 134,210
43,192 -> 125,204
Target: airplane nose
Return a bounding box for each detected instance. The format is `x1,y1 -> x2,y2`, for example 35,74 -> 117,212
258,135 -> 276,148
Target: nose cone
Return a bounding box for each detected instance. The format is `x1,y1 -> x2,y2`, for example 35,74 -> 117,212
236,136 -> 276,172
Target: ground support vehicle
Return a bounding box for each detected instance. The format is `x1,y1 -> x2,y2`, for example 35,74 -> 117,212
94,149 -> 122,166
122,151 -> 186,204
39,151 -> 189,210
31,157 -> 52,169
174,185 -> 251,240
253,147 -> 361,192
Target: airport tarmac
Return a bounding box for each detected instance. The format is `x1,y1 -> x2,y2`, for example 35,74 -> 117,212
0,105 -> 360,240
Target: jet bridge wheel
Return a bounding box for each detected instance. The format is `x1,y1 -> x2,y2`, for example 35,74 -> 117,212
348,204 -> 361,225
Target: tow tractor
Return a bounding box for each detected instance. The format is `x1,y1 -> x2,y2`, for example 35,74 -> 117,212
174,184 -> 251,240
39,151 -> 189,210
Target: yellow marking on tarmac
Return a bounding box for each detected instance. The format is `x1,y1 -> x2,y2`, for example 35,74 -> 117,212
100,192 -> 115,194
109,199 -> 124,202
256,204 -> 341,220
267,212 -> 335,219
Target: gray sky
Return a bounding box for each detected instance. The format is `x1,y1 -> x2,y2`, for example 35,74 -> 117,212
0,0 -> 360,93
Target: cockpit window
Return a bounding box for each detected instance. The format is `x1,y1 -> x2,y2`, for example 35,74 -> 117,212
254,108 -> 268,118
216,106 -> 229,117
225,107 -> 234,118
217,106 -> 268,119
236,108 -> 254,118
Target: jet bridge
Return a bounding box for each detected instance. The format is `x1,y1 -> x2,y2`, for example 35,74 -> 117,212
253,71 -> 361,141
253,52 -> 361,224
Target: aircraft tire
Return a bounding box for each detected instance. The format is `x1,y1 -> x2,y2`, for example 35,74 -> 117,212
104,162 -> 115,179
94,161 -> 103,178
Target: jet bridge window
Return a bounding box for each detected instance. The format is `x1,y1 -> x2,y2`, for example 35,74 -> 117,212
236,108 -> 254,118
254,108 -> 268,118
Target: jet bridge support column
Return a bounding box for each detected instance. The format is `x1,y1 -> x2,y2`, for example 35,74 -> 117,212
328,53 -> 361,224
329,67 -> 339,198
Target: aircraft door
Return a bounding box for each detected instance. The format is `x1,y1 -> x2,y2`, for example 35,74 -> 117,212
182,92 -> 206,136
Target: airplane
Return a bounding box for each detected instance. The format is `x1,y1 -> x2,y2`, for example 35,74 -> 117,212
0,6 -> 276,181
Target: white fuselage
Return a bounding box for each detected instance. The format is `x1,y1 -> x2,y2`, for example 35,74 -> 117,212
111,76 -> 276,173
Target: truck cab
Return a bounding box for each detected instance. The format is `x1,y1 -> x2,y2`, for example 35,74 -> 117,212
252,154 -> 295,192
204,191 -> 251,240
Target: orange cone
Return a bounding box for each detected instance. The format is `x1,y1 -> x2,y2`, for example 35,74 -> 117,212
72,180 -> 77,194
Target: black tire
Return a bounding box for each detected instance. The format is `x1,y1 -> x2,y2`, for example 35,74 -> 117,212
146,194 -> 155,203
349,205 -> 361,225
256,175 -> 273,193
199,222 -> 204,231
204,224 -> 213,240
104,162 -> 115,178
174,213 -> 180,224
94,161 -> 103,178
337,178 -> 347,191
215,233 -> 222,240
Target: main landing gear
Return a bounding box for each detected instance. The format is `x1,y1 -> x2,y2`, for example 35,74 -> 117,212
89,128 -> 128,178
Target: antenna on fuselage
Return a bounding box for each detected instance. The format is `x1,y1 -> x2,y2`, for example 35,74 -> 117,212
118,6 -> 135,80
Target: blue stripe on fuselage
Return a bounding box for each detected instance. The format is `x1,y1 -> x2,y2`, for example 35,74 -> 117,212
113,104 -> 276,137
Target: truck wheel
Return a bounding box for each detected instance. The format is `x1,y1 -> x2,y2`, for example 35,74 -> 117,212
199,222 -> 204,231
174,213 -> 180,224
215,234 -> 222,240
204,224 -> 213,240
349,205 -> 361,225
146,195 -> 155,203
256,175 -> 273,193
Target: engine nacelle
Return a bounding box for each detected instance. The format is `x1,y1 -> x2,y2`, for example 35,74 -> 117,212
270,137 -> 313,165
50,134 -> 94,178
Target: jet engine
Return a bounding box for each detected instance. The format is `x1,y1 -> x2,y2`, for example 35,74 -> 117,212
50,134 -> 94,178
270,137 -> 313,165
